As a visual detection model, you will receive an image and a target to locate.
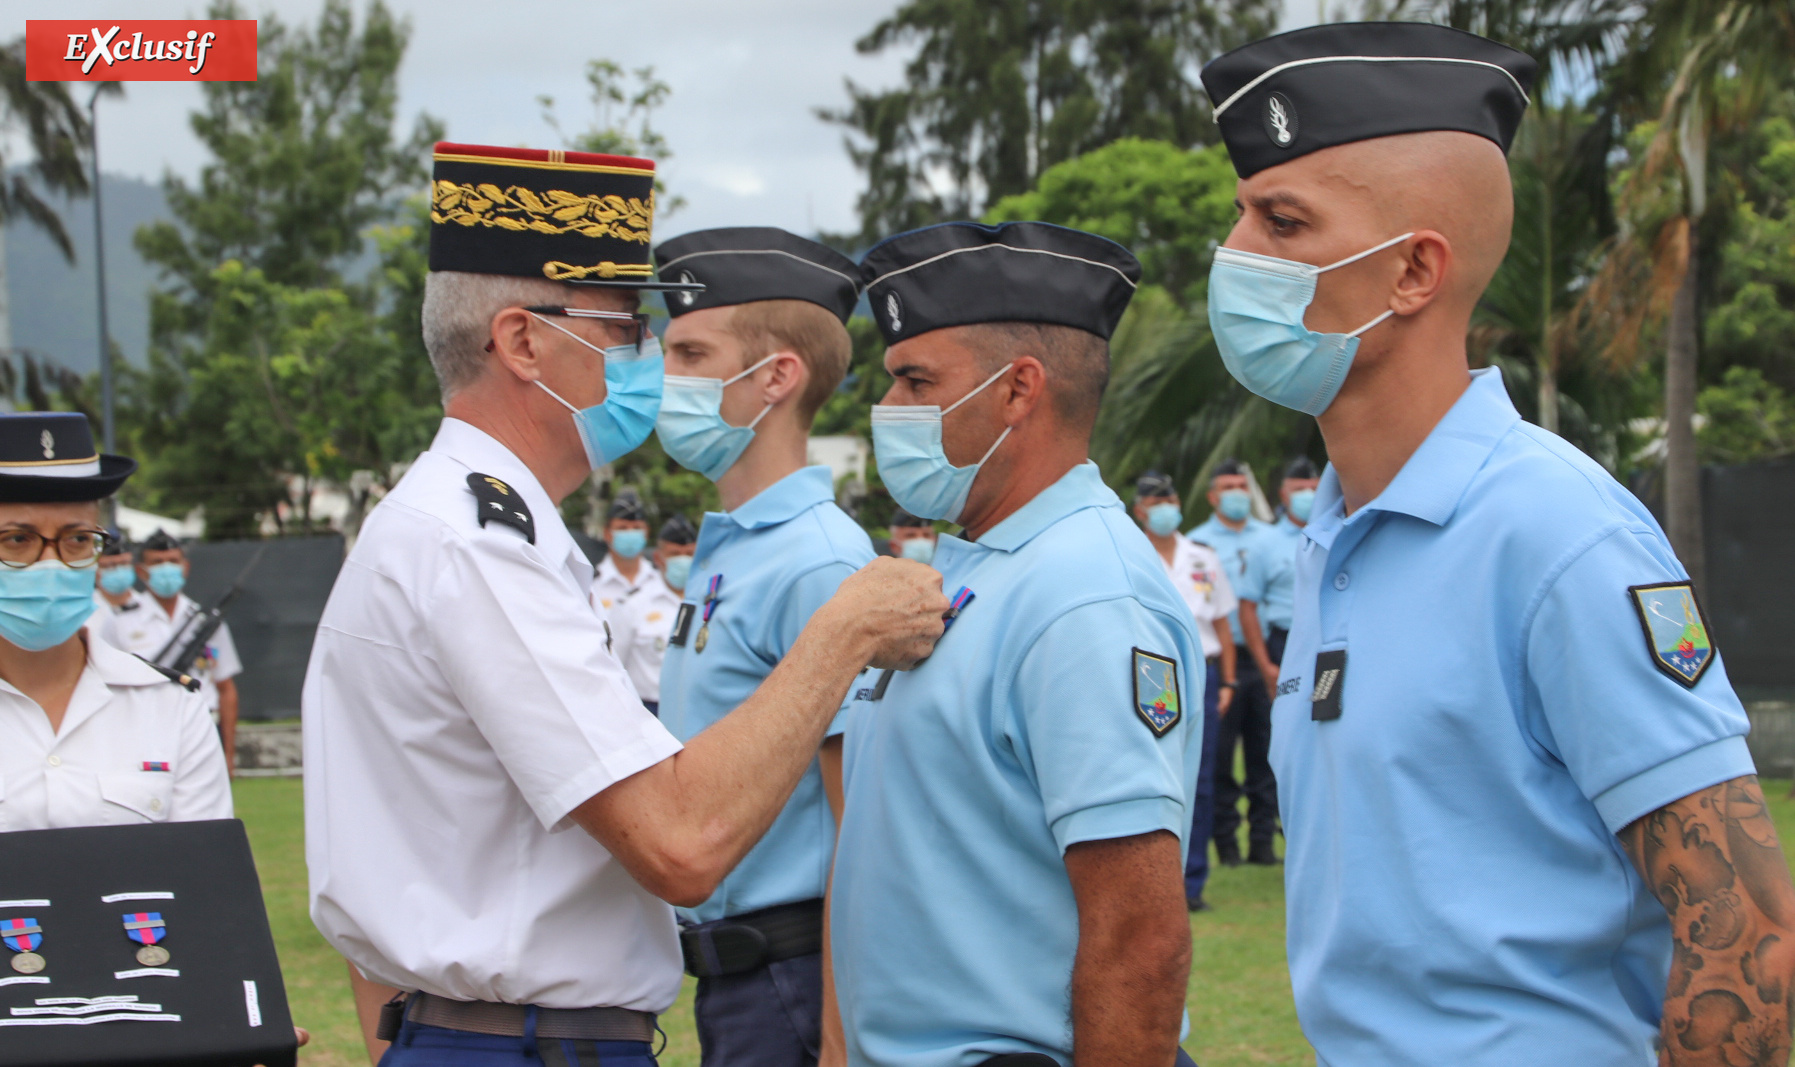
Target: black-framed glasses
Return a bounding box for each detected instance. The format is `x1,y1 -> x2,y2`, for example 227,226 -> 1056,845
0,526 -> 112,569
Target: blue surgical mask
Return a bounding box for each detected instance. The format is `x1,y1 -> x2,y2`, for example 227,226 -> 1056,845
662,554 -> 693,590
1288,488 -> 1316,523
147,562 -> 186,598
532,314 -> 664,469
1218,489 -> 1252,523
1208,232 -> 1413,415
99,565 -> 137,595
870,363 -> 1014,523
656,354 -> 780,481
1146,502 -> 1183,536
899,537 -> 936,564
0,560 -> 97,652
609,529 -> 647,559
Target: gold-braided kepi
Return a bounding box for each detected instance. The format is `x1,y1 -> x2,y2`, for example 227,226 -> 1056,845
427,141 -> 702,292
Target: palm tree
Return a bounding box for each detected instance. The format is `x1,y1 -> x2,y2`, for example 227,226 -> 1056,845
0,37 -> 101,356
1589,0 -> 1793,590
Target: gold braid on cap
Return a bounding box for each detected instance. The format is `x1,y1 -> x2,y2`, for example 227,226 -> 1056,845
431,181 -> 653,242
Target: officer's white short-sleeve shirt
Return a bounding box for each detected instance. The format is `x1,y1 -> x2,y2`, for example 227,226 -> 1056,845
609,579 -> 683,703
1163,536 -> 1236,658
100,592 -> 242,717
0,626 -> 231,832
592,553 -> 664,614
303,418 -> 684,1012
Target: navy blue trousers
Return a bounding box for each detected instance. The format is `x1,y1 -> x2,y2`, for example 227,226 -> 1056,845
379,1018 -> 657,1067
694,952 -> 821,1067
1184,661 -> 1222,902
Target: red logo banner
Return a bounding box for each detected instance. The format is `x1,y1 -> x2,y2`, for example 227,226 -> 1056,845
25,21 -> 257,82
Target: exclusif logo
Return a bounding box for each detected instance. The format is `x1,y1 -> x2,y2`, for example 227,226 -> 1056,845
25,21 -> 257,82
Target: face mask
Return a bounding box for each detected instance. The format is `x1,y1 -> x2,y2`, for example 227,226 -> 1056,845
1218,489 -> 1252,523
532,314 -> 665,469
662,554 -> 693,590
899,537 -> 936,564
871,363 -> 1014,523
0,560 -> 97,652
99,565 -> 137,595
1288,489 -> 1316,523
656,354 -> 780,482
147,561 -> 186,598
1146,502 -> 1183,537
1208,232 -> 1413,415
609,529 -> 647,559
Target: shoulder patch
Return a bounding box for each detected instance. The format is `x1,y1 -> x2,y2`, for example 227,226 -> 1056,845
1132,648 -> 1182,737
467,473 -> 535,545
1628,581 -> 1714,688
135,656 -> 201,692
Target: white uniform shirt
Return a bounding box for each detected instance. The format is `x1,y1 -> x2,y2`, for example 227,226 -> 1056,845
0,627 -> 232,832
592,553 -> 664,613
99,591 -> 242,718
303,418 -> 685,1012
609,579 -> 683,704
1165,537 -> 1237,659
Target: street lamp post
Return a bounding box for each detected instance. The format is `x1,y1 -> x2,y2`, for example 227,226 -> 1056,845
89,87 -> 114,457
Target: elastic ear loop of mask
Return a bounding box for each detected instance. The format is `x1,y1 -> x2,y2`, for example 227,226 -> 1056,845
720,353 -> 782,431
942,361 -> 1018,468
1312,232 -> 1414,340
530,310 -> 624,414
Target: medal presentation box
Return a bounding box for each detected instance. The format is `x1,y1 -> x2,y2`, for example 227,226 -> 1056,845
0,819 -> 296,1067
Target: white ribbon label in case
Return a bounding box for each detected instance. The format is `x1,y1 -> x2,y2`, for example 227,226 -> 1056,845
243,980 -> 262,1027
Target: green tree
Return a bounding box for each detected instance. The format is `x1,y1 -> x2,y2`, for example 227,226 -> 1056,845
540,60 -> 684,214
124,0 -> 442,537
821,0 -> 1276,240
1704,106 -> 1795,393
1695,366 -> 1795,465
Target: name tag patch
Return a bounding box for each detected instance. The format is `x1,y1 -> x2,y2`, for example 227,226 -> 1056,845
1132,649 -> 1182,737
669,603 -> 695,648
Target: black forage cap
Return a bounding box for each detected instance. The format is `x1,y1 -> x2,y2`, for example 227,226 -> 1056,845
0,411 -> 135,503
607,490 -> 647,522
655,227 -> 861,323
1201,23 -> 1536,179
658,514 -> 696,545
860,222 -> 1142,346
1284,456 -> 1319,481
1135,471 -> 1178,499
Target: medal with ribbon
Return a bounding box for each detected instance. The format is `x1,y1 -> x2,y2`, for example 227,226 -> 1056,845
695,573 -> 722,653
122,912 -> 170,967
3,916 -> 45,974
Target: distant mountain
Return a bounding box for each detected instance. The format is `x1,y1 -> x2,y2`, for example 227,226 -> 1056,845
4,173 -> 168,375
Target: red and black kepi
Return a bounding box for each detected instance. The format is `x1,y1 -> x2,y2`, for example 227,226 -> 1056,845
428,141 -> 702,292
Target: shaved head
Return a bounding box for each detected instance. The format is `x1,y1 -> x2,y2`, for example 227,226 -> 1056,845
1225,130 -> 1513,335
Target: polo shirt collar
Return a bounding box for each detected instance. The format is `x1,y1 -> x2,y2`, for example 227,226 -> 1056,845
430,418 -> 580,569
1304,367 -> 1518,551
726,466 -> 835,530
977,461 -> 1118,553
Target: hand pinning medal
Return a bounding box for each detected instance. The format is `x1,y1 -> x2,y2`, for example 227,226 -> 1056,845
123,911 -> 170,967
3,916 -> 45,974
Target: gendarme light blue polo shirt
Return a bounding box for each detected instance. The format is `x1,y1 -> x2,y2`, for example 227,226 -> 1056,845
832,462 -> 1204,1067
660,465 -> 874,924
1273,368 -> 1754,1067
1188,514 -> 1293,638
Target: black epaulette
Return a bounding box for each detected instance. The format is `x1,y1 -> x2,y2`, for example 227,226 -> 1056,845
1189,539 -> 1214,550
135,656 -> 201,692
467,472 -> 535,544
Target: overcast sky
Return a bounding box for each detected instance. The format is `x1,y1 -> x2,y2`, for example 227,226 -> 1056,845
0,0 -> 1313,241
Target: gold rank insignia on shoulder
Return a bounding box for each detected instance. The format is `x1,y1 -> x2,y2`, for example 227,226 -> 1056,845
467,472 -> 536,545
1132,648 -> 1182,737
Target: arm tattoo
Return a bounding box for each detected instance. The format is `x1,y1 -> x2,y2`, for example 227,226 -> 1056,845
1620,775 -> 1795,1066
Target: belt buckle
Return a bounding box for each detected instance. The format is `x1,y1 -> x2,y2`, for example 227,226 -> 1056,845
680,922 -> 768,978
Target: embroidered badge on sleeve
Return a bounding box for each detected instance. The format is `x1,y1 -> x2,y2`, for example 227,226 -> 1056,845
1132,648 -> 1182,737
1628,580 -> 1715,688
467,473 -> 535,545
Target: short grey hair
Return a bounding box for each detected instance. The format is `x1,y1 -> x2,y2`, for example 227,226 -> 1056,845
421,271 -> 572,399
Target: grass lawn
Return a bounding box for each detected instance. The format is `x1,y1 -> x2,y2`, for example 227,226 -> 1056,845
237,776 -> 1795,1067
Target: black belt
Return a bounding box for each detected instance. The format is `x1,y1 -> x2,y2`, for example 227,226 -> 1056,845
680,898 -> 824,978
390,991 -> 656,1043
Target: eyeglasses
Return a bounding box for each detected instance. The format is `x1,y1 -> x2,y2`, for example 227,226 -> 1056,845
485,307 -> 652,352
0,526 -> 113,569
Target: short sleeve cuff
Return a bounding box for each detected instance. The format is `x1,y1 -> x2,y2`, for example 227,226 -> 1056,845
1050,796 -> 1184,855
1592,735 -> 1757,834
541,725 -> 684,833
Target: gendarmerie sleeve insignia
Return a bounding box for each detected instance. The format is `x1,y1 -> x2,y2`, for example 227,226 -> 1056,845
467,473 -> 535,545
1628,581 -> 1715,688
1132,648 -> 1183,737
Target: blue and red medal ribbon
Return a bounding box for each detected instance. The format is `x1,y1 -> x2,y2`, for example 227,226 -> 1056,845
2,917 -> 42,953
702,573 -> 723,623
942,587 -> 975,631
122,912 -> 166,946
